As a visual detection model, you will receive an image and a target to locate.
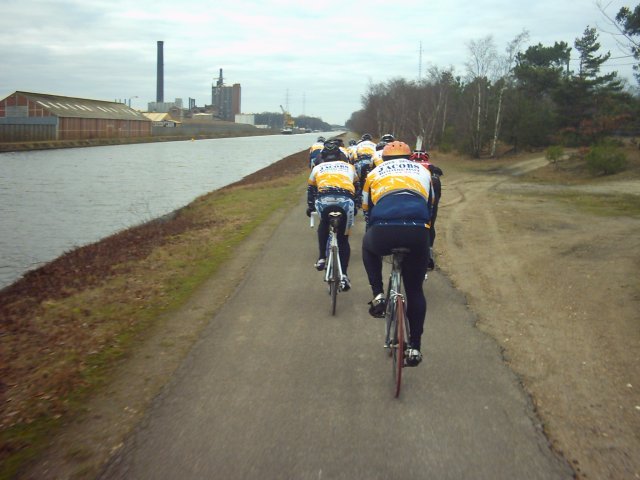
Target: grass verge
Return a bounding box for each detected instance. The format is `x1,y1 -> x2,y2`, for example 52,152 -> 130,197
0,150 -> 309,479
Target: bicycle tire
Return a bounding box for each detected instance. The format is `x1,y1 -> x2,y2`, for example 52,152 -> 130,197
393,295 -> 405,398
330,245 -> 339,315
384,288 -> 394,357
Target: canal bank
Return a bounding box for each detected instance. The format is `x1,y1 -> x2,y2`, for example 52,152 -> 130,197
0,127 -> 278,153
0,149 -> 311,479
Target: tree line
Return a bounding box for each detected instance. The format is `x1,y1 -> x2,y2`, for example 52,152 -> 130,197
346,6 -> 640,158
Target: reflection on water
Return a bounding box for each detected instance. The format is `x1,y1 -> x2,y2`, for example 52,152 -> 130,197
0,133 -> 334,289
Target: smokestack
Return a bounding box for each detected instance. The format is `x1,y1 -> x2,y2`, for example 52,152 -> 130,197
217,68 -> 224,87
157,41 -> 164,103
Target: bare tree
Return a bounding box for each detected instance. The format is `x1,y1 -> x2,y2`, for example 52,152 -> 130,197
490,30 -> 529,157
466,35 -> 497,157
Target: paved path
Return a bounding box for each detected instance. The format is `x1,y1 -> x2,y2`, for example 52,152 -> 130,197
99,201 -> 573,479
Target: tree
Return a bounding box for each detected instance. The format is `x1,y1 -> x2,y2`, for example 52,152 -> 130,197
556,26 -> 625,142
514,41 -> 572,96
575,26 -> 614,81
598,1 -> 640,83
615,4 -> 640,82
465,35 -> 497,157
490,30 -> 529,157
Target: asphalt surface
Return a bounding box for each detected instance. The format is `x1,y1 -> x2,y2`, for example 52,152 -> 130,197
99,201 -> 573,479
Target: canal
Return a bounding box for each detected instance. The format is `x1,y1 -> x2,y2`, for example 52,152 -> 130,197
0,132 -> 333,289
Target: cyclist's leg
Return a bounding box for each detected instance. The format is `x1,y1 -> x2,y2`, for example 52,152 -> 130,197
362,225 -> 391,296
335,198 -> 354,275
314,199 -> 331,262
337,230 -> 350,274
401,227 -> 430,350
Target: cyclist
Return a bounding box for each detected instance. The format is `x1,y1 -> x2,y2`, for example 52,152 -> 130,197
371,141 -> 387,168
353,133 -> 377,203
307,146 -> 359,291
347,139 -> 358,164
308,136 -> 325,168
409,150 -> 443,270
333,138 -> 351,161
361,140 -> 434,366
310,139 -> 349,168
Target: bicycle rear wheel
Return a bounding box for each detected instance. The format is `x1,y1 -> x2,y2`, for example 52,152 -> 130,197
392,295 -> 406,398
329,245 -> 339,315
384,290 -> 394,357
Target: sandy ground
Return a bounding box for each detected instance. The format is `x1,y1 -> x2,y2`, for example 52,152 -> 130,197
435,154 -> 640,479
20,150 -> 640,479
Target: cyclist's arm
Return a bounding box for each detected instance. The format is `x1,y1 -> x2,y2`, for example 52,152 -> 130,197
307,169 -> 318,210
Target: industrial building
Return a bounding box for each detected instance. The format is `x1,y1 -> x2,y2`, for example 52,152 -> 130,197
212,69 -> 241,122
0,91 -> 151,142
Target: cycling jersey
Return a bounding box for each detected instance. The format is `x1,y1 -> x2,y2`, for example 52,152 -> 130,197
356,140 -> 377,160
372,149 -> 384,168
362,159 -> 433,227
347,145 -> 359,164
309,141 -> 325,168
308,160 -> 358,197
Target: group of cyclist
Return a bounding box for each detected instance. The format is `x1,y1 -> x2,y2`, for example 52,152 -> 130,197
306,133 -> 443,367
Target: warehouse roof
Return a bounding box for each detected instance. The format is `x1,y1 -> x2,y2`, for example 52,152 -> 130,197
8,91 -> 149,121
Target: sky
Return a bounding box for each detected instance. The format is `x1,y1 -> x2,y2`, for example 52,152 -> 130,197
1,0 -> 637,125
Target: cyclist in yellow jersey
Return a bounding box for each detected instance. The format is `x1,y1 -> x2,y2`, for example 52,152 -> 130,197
371,133 -> 395,168
307,145 -> 359,290
308,136 -> 325,169
347,139 -> 358,164
361,141 -> 434,366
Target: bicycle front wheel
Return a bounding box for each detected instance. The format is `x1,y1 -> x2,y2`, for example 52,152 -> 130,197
392,295 -> 406,398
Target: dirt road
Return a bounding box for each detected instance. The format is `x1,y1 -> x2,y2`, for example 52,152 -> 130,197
436,153 -> 640,479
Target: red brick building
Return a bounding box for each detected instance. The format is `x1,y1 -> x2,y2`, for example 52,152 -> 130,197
0,91 -> 151,142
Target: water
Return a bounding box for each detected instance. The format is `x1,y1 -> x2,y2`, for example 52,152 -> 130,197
0,132 -> 334,289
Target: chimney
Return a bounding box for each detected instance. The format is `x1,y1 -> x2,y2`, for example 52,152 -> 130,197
217,68 -> 224,87
157,41 -> 164,103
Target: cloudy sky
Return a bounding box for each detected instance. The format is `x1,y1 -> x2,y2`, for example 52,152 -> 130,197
1,0 -> 637,125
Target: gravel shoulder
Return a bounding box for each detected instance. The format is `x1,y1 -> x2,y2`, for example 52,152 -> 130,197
435,152 -> 640,479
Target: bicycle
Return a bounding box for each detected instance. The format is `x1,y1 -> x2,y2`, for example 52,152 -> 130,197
383,248 -> 412,397
310,210 -> 345,315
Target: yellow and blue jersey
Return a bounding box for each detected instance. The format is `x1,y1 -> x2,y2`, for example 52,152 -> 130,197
372,149 -> 384,168
362,159 -> 433,227
308,141 -> 325,168
308,160 -> 359,197
356,140 -> 376,160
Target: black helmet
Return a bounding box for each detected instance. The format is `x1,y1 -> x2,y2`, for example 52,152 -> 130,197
381,133 -> 395,143
317,136 -> 325,143
361,133 -> 372,141
323,141 -> 338,151
376,141 -> 387,151
349,139 -> 357,146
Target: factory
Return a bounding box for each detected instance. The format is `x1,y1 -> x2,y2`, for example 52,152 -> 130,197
0,92 -> 151,142
0,40 -> 250,143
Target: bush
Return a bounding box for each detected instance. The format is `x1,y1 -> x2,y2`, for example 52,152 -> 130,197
545,145 -> 565,169
585,143 -> 628,175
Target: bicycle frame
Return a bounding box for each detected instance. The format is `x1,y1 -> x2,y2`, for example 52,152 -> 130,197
383,249 -> 411,397
315,211 -> 343,316
324,218 -> 343,284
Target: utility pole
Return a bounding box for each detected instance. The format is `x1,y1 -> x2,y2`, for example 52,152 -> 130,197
418,41 -> 423,81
